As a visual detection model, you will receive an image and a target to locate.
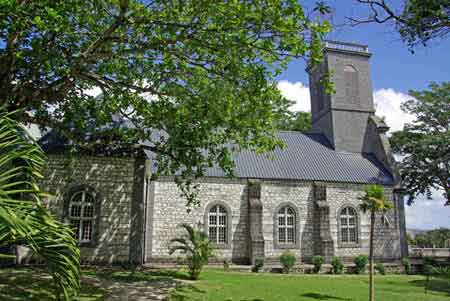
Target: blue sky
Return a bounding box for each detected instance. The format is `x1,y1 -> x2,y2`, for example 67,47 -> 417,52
276,1 -> 450,230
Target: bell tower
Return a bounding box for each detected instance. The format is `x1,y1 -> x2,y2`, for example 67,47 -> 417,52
308,41 -> 375,153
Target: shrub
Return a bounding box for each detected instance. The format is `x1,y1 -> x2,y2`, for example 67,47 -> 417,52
331,256 -> 344,274
401,257 -> 411,274
375,263 -> 385,275
280,250 -> 296,273
353,255 -> 368,274
312,255 -> 325,273
169,224 -> 214,280
223,259 -> 230,271
252,258 -> 264,273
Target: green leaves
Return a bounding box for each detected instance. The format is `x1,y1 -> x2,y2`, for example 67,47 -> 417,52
358,185 -> 393,213
1,0 -> 331,206
0,110 -> 80,300
390,82 -> 450,206
169,223 -> 214,280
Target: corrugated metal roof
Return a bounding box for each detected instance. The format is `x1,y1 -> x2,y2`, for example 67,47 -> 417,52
193,131 -> 393,185
40,129 -> 394,185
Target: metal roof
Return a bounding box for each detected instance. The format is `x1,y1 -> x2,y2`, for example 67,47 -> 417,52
192,131 -> 394,185
40,129 -> 394,185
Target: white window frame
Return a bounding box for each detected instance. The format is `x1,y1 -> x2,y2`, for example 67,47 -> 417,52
277,206 -> 296,244
208,205 -> 228,245
68,191 -> 95,243
340,207 -> 358,243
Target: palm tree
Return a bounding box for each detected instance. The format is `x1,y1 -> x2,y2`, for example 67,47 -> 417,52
0,110 -> 80,300
169,223 -> 214,280
359,185 -> 393,301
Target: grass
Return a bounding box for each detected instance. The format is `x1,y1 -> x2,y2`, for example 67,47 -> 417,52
0,267 -> 105,301
170,269 -> 450,301
0,267 -> 449,301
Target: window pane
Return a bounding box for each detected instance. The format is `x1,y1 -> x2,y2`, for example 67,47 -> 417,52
209,206 -> 217,213
287,228 -> 295,243
83,205 -> 94,218
341,228 -> 348,242
81,220 -> 92,241
209,227 -> 217,243
70,220 -> 80,240
287,215 -> 294,226
279,228 -> 286,243
349,228 -> 357,242
209,215 -> 217,226
218,227 -> 226,244
218,206 -> 226,214
218,215 -> 226,226
70,205 -> 81,217
279,216 -> 285,226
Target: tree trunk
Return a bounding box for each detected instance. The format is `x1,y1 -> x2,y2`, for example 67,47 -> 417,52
369,210 -> 375,301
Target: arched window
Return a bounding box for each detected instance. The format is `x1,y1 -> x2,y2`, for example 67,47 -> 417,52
68,190 -> 96,243
340,207 -> 358,243
344,65 -> 359,104
208,205 -> 228,244
277,206 -> 296,244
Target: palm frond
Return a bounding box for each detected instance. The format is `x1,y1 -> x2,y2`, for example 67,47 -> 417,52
0,110 -> 80,300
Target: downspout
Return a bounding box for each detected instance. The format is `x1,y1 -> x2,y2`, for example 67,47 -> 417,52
141,159 -> 152,264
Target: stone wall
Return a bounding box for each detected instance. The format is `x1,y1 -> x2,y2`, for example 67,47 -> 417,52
147,178 -> 402,265
41,154 -> 143,264
146,177 -> 250,264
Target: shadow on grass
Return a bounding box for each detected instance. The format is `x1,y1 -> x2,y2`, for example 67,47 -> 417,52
85,268 -> 191,282
408,276 -> 450,295
170,284 -> 206,300
0,268 -> 105,301
301,293 -> 352,300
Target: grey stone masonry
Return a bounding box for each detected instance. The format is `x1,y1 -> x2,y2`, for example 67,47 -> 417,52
40,154 -> 144,264
146,178 -> 402,265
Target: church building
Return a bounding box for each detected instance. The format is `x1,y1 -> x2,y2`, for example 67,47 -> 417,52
40,41 -> 408,265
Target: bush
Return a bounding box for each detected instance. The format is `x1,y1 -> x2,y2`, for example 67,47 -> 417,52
353,255 -> 368,274
279,250 -> 296,273
252,258 -> 264,273
375,263 -> 385,275
223,259 -> 230,271
331,256 -> 344,274
312,255 -> 325,273
401,257 -> 411,274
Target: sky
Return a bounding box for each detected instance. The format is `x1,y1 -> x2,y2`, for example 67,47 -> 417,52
275,1 -> 450,230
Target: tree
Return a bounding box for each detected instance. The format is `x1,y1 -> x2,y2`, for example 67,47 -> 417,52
0,0 -> 331,205
0,110 -> 80,300
389,82 -> 450,206
168,223 -> 214,280
277,111 -> 312,132
359,185 -> 393,301
350,1 -> 450,49
413,228 -> 450,248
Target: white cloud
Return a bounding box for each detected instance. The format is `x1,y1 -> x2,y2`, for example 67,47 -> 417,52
373,88 -> 415,133
277,80 -> 311,112
405,193 -> 450,230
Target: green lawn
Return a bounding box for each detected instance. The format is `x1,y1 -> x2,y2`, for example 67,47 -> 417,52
170,269 -> 450,301
0,267 -> 449,301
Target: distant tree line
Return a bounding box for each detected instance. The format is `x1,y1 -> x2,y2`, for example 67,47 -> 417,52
408,228 -> 450,248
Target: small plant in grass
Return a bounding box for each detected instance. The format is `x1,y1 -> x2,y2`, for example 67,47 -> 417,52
401,257 -> 411,274
353,255 -> 368,274
169,223 -> 214,280
252,258 -> 264,273
312,255 -> 324,273
331,256 -> 344,274
375,263 -> 385,275
223,259 -> 230,271
280,250 -> 296,273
